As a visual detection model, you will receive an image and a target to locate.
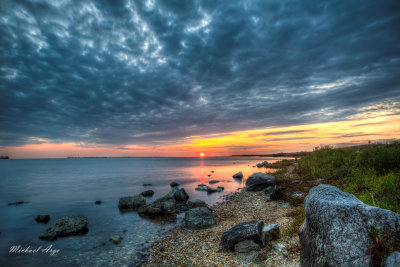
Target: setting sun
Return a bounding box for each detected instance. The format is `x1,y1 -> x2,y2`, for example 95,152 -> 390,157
200,152 -> 205,157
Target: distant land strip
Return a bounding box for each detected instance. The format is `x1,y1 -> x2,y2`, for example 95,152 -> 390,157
232,152 -> 310,157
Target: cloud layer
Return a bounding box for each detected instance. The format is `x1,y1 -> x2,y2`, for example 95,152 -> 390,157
1,0 -> 399,146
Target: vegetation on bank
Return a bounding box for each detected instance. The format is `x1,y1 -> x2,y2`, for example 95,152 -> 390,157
268,142 -> 400,238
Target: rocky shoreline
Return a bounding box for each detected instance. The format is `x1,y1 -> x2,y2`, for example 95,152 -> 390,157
141,188 -> 300,266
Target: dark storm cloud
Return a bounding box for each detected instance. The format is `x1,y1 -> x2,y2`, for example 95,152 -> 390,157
1,0 -> 399,146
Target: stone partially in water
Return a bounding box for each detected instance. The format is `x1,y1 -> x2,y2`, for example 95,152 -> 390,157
39,215 -> 89,241
187,199 -> 208,208
35,214 -> 50,223
246,173 -> 276,191
232,172 -> 243,179
109,235 -> 123,244
140,190 -> 155,197
118,195 -> 146,210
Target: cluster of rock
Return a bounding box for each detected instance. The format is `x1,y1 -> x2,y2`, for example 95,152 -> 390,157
195,184 -> 224,193
256,161 -> 268,168
218,220 -> 280,264
300,184 -> 400,266
138,187 -> 189,216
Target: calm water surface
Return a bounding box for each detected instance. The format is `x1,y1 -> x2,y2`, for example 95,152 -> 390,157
0,157 -> 282,267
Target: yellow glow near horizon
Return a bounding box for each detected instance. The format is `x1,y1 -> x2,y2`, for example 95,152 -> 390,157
200,152 -> 205,157
1,114 -> 399,158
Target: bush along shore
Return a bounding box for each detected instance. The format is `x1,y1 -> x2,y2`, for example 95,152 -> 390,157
141,142 -> 400,266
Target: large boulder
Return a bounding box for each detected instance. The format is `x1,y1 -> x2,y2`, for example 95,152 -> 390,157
39,215 -> 89,241
184,207 -> 216,229
118,195 -> 146,210
245,173 -> 276,191
299,184 -> 400,267
218,220 -> 264,252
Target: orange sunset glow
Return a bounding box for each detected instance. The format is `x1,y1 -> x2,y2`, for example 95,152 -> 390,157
1,113 -> 399,159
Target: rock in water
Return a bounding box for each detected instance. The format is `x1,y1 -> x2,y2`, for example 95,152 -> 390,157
232,172 -> 243,179
218,220 -> 264,252
299,184 -> 400,267
140,190 -> 154,197
256,161 -> 268,168
235,240 -> 266,264
184,207 -> 216,229
245,173 -> 276,191
95,200 -> 102,205
138,187 -> 188,216
109,235 -> 123,244
35,214 -> 50,223
209,180 -> 220,184
170,181 -> 180,187
39,215 -> 89,241
118,195 -> 146,210
187,199 -> 208,208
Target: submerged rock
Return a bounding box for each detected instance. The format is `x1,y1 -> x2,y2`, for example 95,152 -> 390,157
209,180 -> 220,184
246,173 -> 276,191
218,220 -> 264,252
35,214 -> 50,224
8,201 -> 29,206
118,195 -> 146,210
232,172 -> 243,179
109,235 -> 123,244
39,215 -> 89,241
184,207 -> 216,229
140,190 -> 154,197
95,200 -> 102,205
195,184 -> 224,193
299,184 -> 400,267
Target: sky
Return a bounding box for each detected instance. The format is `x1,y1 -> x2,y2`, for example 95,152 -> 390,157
0,0 -> 399,158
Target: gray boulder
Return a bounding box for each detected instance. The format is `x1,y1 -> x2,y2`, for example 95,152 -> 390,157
218,220 -> 264,252
299,184 -> 400,267
187,199 -> 208,208
256,161 -> 268,168
184,207 -> 216,229
118,195 -> 146,210
246,173 -> 276,191
35,214 -> 50,223
39,215 -> 88,241
235,240 -> 266,264
233,172 -> 243,179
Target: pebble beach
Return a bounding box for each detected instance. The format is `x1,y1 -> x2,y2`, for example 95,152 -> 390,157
142,188 -> 300,266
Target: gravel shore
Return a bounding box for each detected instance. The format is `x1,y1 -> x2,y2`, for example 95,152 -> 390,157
141,189 -> 300,266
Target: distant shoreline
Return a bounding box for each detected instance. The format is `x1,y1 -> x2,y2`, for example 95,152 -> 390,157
232,151 -> 310,157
